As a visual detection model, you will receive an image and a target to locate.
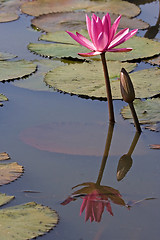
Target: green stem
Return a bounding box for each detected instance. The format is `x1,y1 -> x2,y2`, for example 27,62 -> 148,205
96,122 -> 115,185
101,53 -> 115,123
129,102 -> 142,133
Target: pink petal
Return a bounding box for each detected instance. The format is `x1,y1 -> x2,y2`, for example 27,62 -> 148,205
107,47 -> 132,52
106,201 -> 113,216
102,13 -> 111,37
78,51 -> 101,57
97,32 -> 108,51
109,15 -> 121,43
66,31 -> 93,50
76,32 -> 95,50
91,17 -> 99,49
108,28 -> 129,49
109,29 -> 138,49
86,14 -> 93,42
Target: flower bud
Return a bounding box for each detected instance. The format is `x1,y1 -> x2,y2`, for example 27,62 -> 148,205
120,68 -> 135,103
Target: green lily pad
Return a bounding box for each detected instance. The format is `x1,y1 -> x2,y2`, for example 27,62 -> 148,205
0,52 -> 17,60
21,0 -> 140,17
0,152 -> 10,161
29,34 -> 160,62
0,60 -> 37,82
0,193 -> 14,207
0,93 -> 8,107
32,11 -> 148,33
0,162 -> 23,186
0,202 -> 58,240
44,63 -> 160,99
121,98 -> 160,129
12,59 -> 64,91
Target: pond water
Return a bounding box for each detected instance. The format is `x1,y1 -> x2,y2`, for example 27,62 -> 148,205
0,1 -> 160,240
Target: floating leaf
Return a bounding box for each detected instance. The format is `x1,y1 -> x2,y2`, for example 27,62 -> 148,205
0,93 -> 8,107
0,0 -> 23,23
0,60 -> 37,82
0,52 -> 17,60
0,152 -> 10,161
29,35 -> 160,61
149,144 -> 160,149
86,0 -> 140,17
12,59 -> 64,91
44,63 -> 160,100
0,193 -> 14,207
0,162 -> 23,186
0,202 -> 58,240
32,11 -> 148,33
21,0 -> 140,17
121,98 -> 160,128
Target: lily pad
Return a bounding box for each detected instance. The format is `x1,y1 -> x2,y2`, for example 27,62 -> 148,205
12,59 -> 64,91
0,52 -> 16,60
21,0 -> 140,17
86,0 -> 141,17
0,152 -> 10,161
121,98 -> 160,128
44,63 -> 160,99
0,202 -> 58,240
0,60 -> 37,82
32,11 -> 148,33
0,0 -> 22,23
0,193 -> 14,207
29,35 -> 160,62
0,93 -> 8,107
0,162 -> 23,186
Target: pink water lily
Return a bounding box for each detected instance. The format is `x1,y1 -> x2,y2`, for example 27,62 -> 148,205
66,13 -> 138,56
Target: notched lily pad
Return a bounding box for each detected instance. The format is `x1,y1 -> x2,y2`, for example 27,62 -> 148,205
0,60 -> 37,82
0,152 -> 10,161
44,63 -> 160,100
0,202 -> 59,240
44,61 -> 136,99
21,0 -> 140,17
32,11 -> 148,33
0,193 -> 14,207
0,162 -> 23,186
29,34 -> 160,62
121,98 -> 160,130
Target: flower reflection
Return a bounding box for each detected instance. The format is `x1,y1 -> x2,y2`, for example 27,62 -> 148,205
61,182 -> 126,222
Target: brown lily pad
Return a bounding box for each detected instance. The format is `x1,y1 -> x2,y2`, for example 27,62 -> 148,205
21,0 -> 140,17
32,11 -> 148,33
0,162 -> 23,186
0,152 -> 10,161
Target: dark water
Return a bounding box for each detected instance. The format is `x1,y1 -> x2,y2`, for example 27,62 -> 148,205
0,1 -> 160,240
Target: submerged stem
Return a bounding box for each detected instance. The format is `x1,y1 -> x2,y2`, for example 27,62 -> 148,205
101,53 -> 115,123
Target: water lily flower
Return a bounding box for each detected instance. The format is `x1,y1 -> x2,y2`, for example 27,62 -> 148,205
66,13 -> 138,57
61,182 -> 126,222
